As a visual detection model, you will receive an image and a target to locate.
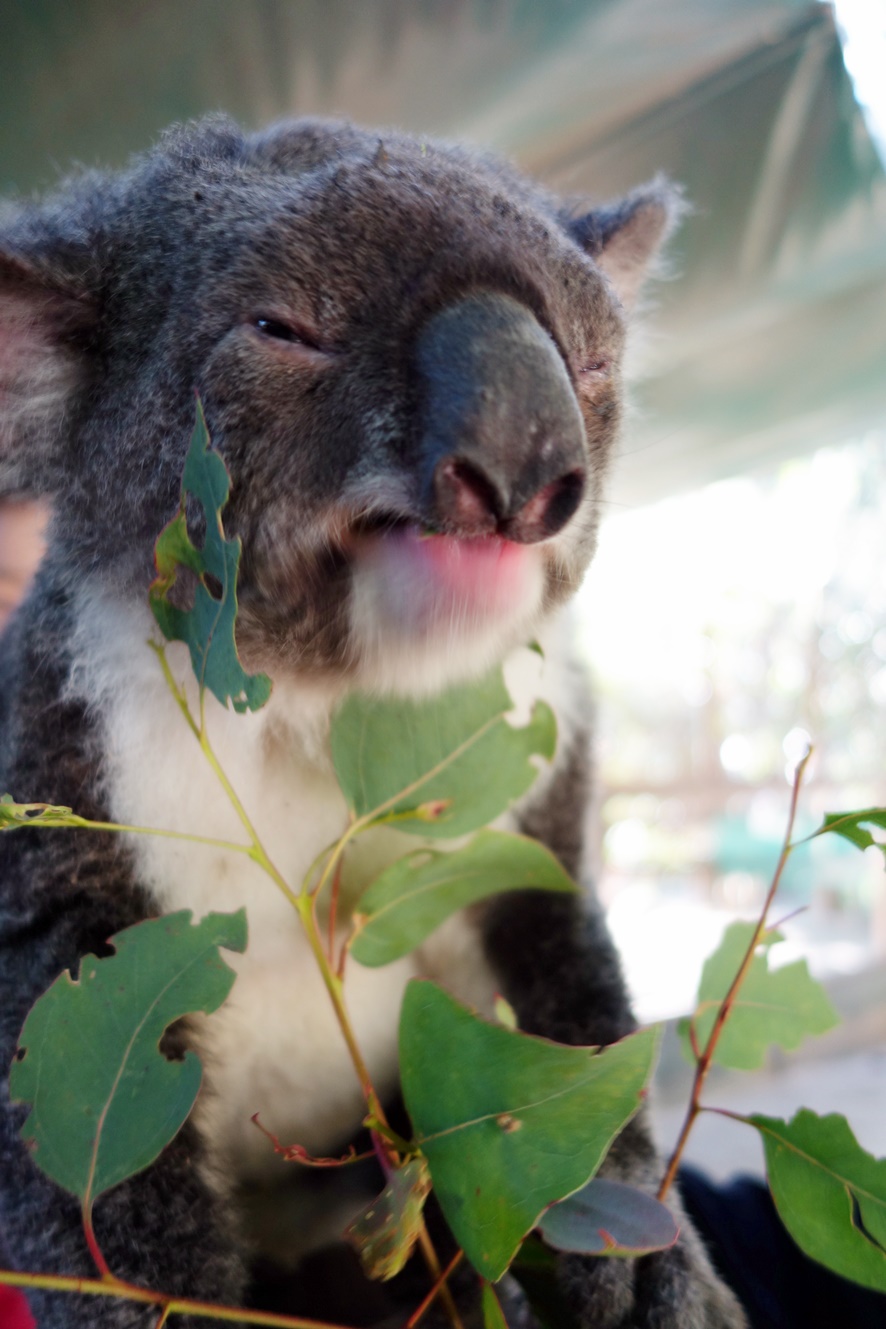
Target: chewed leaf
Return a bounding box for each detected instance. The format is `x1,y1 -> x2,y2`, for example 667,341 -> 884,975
812,809 -> 886,866
10,910 -> 247,1206
149,399 -> 271,714
0,796 -> 86,830
400,980 -> 657,1281
750,1110 -> 886,1292
538,1177 -> 678,1257
679,922 -> 838,1070
350,830 -> 575,967
345,1157 -> 431,1281
330,666 -> 556,839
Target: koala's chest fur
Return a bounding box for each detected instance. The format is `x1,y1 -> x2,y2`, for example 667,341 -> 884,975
68,592 -> 562,1182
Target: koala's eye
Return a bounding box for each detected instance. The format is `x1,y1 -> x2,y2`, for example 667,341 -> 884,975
254,316 -> 314,346
578,357 -> 610,376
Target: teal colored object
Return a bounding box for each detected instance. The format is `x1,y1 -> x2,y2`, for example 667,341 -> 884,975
149,400 -> 272,715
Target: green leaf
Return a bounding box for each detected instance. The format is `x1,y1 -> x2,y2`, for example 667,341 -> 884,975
400,980 -> 657,1281
0,795 -> 86,830
345,1157 -> 431,1281
350,831 -> 575,967
750,1110 -> 886,1292
10,910 -> 247,1206
538,1177 -> 678,1257
330,667 -> 556,838
149,398 -> 271,714
679,921 -> 839,1070
481,1281 -> 509,1329
812,808 -> 886,866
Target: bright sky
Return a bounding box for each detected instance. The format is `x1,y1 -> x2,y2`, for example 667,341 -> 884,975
832,0 -> 886,158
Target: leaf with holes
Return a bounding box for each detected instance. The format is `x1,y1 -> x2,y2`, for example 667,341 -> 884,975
0,795 -> 86,830
811,808 -> 886,866
750,1110 -> 886,1292
350,830 -> 575,967
400,980 -> 657,1280
10,910 -> 247,1208
345,1157 -> 431,1281
149,398 -> 271,713
331,661 -> 555,839
538,1177 -> 678,1257
679,922 -> 838,1070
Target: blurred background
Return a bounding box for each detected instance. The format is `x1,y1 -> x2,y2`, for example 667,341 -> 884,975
2,0 -> 885,1176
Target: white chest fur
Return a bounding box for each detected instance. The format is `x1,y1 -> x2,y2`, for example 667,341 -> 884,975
66,593 -> 577,1184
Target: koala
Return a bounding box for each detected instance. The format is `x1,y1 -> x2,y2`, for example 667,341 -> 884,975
0,117 -> 747,1329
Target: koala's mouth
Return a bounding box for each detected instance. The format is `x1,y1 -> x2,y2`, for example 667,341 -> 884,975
345,516 -> 539,633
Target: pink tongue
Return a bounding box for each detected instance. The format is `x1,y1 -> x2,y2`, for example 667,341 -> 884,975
363,527 -> 531,624
410,531 -> 527,603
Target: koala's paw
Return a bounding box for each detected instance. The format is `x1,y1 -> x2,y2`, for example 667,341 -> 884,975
560,1240 -> 747,1329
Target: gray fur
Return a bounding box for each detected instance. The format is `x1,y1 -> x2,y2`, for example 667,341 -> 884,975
0,117 -> 744,1327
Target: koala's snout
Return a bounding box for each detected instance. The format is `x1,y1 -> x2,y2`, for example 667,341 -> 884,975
416,293 -> 587,544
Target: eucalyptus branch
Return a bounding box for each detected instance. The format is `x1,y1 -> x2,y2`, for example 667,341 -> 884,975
414,1233 -> 465,1329
0,805 -> 253,856
657,749 -> 811,1201
152,658 -> 463,1329
405,1250 -> 464,1329
0,1268 -> 354,1328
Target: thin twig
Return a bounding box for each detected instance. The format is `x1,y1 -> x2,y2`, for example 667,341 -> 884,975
657,750 -> 811,1201
416,1230 -> 465,1329
405,1250 -> 464,1329
151,654 -> 462,1326
0,1268 -> 354,1328
327,855 -> 344,964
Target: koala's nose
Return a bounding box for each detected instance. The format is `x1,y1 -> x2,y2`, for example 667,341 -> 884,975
433,452 -> 585,543
416,293 -> 587,545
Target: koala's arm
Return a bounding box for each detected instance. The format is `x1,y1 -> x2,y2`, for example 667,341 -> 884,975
0,604 -> 248,1329
481,724 -> 748,1329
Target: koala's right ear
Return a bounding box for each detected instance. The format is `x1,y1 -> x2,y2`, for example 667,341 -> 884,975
0,247 -> 97,496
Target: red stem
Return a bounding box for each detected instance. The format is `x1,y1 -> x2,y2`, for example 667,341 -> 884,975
81,1204 -> 112,1281
404,1251 -> 464,1329
657,750 -> 811,1201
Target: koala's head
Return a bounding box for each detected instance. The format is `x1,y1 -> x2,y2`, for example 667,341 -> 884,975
0,116 -> 677,693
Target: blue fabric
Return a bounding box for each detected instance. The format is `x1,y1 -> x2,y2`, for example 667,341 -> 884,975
679,1167 -> 886,1329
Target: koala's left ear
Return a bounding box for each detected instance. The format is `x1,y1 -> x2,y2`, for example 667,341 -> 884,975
565,179 -> 683,309
0,247 -> 97,496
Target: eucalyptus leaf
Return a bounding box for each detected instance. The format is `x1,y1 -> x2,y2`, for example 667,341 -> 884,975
0,795 -> 86,830
750,1110 -> 886,1292
345,1157 -> 431,1281
10,910 -> 247,1206
400,980 -> 657,1281
538,1177 -> 678,1257
679,922 -> 838,1070
481,1281 -> 509,1329
811,808 -> 886,866
149,399 -> 271,714
331,666 -> 555,838
350,830 -> 575,967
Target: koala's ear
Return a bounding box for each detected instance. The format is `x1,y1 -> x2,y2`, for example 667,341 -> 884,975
0,248 -> 96,496
565,179 -> 683,309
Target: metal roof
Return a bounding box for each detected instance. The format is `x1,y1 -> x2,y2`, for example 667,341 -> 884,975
4,0 -> 883,506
